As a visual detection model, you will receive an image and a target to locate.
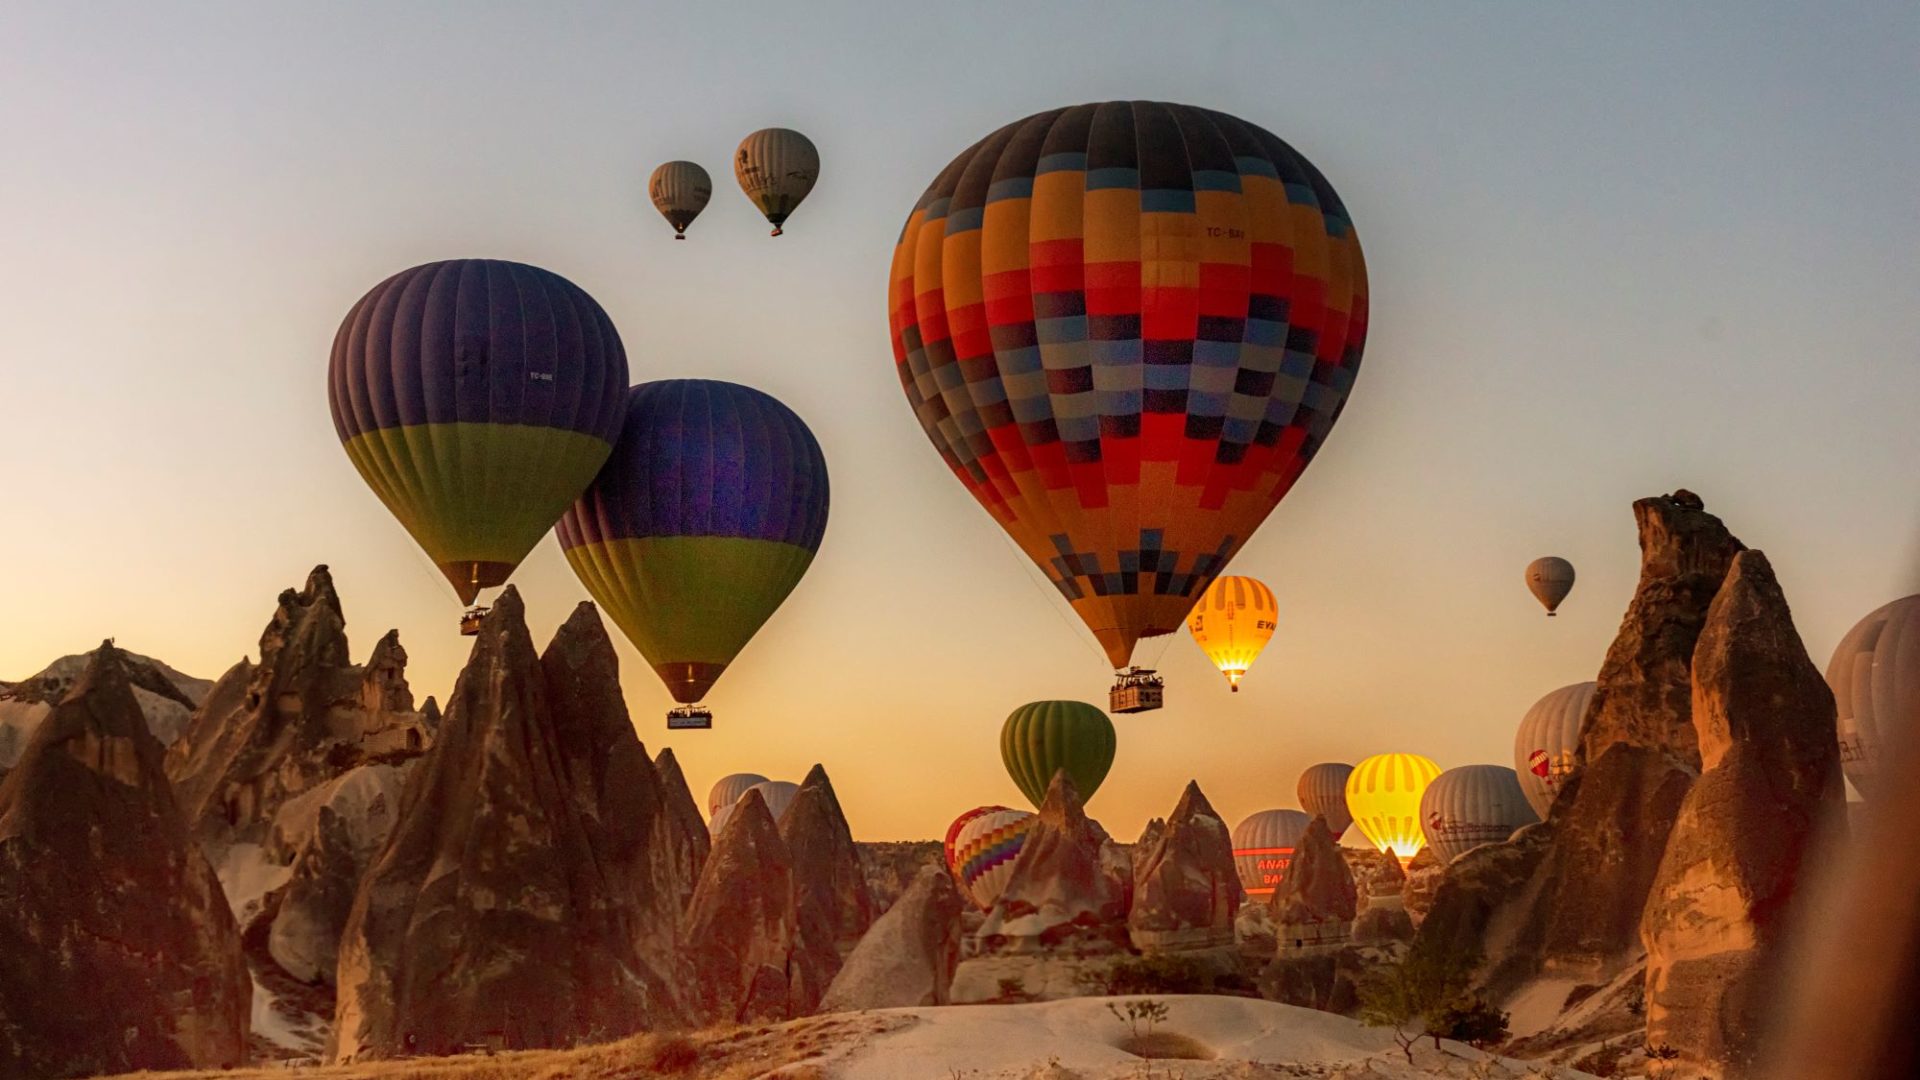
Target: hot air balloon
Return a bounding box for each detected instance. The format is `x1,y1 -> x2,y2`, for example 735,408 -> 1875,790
558,380 -> 829,729
1419,765 -> 1539,864
1526,557 -> 1576,616
735,128 -> 818,236
1231,809 -> 1311,897
1346,753 -> 1441,862
649,160 -> 712,239
707,801 -> 736,837
1187,575 -> 1278,692
329,259 -> 628,633
1297,762 -> 1356,837
888,102 -> 1367,714
744,779 -> 799,823
945,806 -> 1035,910
1000,700 -> 1116,808
1513,681 -> 1595,818
1827,595 -> 1920,798
707,772 -> 770,819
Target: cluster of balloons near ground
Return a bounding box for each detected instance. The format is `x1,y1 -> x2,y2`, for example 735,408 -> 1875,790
648,127 -> 820,238
705,773 -> 800,837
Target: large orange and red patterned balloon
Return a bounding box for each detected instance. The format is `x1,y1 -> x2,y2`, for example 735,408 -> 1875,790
887,102 -> 1368,669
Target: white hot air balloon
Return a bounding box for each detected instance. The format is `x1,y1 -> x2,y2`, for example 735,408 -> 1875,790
745,779 -> 800,824
648,160 -> 713,239
1419,765 -> 1540,864
708,772 -> 770,819
1230,809 -> 1311,898
734,128 -> 819,236
1513,682 -> 1596,818
1297,763 -> 1356,837
1827,595 -> 1920,798
1526,557 -> 1576,616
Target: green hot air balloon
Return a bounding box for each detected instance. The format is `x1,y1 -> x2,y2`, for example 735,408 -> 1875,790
1000,700 -> 1117,808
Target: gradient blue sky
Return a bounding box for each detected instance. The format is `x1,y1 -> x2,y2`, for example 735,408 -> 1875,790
2,2 -> 1915,839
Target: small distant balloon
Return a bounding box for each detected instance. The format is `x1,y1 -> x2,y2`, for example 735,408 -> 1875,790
1419,764 -> 1539,864
1526,557 -> 1576,616
1297,762 -> 1356,837
1187,575 -> 1278,692
649,160 -> 712,238
1827,595 -> 1920,799
945,805 -> 1034,911
1513,682 -> 1595,818
707,772 -> 769,819
1345,752 -> 1441,861
1000,700 -> 1116,808
1230,809 -> 1311,898
734,128 -> 818,236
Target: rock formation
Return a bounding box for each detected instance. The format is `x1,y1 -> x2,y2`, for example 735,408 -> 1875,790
330,595 -> 684,1060
0,646 -> 208,766
1410,824 -> 1553,996
1270,816 -> 1357,953
780,764 -> 876,1014
819,863 -> 967,1011
0,644 -> 249,1076
682,789 -> 798,1024
1640,550 -> 1840,1078
1353,903 -> 1415,944
652,746 -> 711,911
1128,782 -> 1239,953
1401,848 -> 1444,925
1345,844 -> 1406,903
267,763 -> 408,984
857,840 -> 945,915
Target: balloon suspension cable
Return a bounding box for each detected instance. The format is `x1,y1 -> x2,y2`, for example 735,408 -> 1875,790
995,529 -> 1111,668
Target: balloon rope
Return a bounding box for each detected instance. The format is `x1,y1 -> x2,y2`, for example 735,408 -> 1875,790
994,529 -> 1112,669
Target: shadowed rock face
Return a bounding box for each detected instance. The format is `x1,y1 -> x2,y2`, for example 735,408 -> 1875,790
1641,551 -> 1840,1079
682,790 -> 797,1025
652,746 -> 711,911
1129,782 -> 1240,953
0,644 -> 249,1076
1401,848 -> 1444,925
330,595 -> 684,1061
1411,823 -> 1553,997
1270,816 -> 1357,952
1,646 -> 208,766
975,770 -> 1130,957
781,765 -> 876,1014
819,862 -> 967,1011
1531,493 -> 1744,975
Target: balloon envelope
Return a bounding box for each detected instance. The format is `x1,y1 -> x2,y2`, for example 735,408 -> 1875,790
1346,753 -> 1441,860
1419,764 -> 1539,864
1187,575 -> 1278,690
707,772 -> 770,819
1827,595 -> 1920,798
945,805 -> 1035,910
1000,700 -> 1117,808
888,102 -> 1368,670
1297,762 -> 1356,837
559,380 -> 829,704
735,128 -> 819,234
329,259 -> 628,604
649,160 -> 713,238
1526,557 -> 1576,615
1231,809 -> 1311,897
1513,681 -> 1595,818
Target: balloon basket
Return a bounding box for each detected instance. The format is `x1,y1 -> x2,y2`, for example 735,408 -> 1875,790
667,705 -> 713,731
459,607 -> 489,636
1109,668 -> 1165,714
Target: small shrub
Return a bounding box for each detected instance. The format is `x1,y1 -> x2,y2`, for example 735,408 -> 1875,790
1431,995 -> 1509,1049
994,975 -> 1032,1002
646,1033 -> 700,1072
1105,998 -> 1171,1038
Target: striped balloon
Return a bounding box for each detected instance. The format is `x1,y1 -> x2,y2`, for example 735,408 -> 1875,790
1345,753 -> 1441,860
1231,809 -> 1310,897
945,805 -> 1035,910
1297,762 -> 1355,837
1419,765 -> 1539,864
744,780 -> 799,824
1000,700 -> 1116,808
888,102 -> 1367,671
1513,682 -> 1595,818
329,259 -> 628,605
559,380 -> 829,706
707,772 -> 770,819
649,160 -> 713,238
1827,595 -> 1920,799
1186,575 -> 1278,691
735,128 -> 819,236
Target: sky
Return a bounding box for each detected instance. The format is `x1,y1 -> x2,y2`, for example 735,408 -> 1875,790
2,1 -> 1916,840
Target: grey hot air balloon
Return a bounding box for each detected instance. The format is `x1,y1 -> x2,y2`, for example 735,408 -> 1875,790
1297,762 -> 1356,837
1525,556 -> 1576,616
744,779 -> 800,823
1512,681 -> 1596,818
735,128 -> 819,236
1418,764 -> 1539,864
706,771 -> 770,819
1827,595 -> 1920,798
649,160 -> 713,239
1230,809 -> 1311,898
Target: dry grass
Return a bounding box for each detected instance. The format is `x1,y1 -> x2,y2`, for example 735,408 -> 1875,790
1115,1031 -> 1215,1060
104,1013 -> 907,1080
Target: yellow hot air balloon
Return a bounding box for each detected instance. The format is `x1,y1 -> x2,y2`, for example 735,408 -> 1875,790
1345,752 -> 1441,863
1186,575 -> 1277,692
